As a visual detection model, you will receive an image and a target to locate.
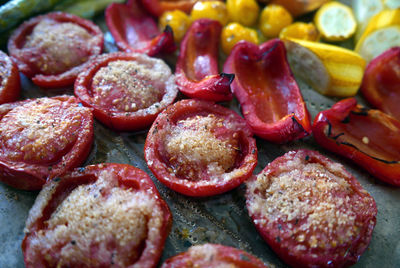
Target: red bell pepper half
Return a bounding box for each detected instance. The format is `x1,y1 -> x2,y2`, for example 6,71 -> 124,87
313,98 -> 400,186
361,47 -> 400,119
105,0 -> 176,56
223,39 -> 311,143
175,19 -> 234,102
140,0 -> 197,18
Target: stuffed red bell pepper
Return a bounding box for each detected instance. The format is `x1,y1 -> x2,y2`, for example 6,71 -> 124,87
223,39 -> 311,143
313,98 -> 400,186
361,47 -> 400,119
105,0 -> 175,56
175,19 -> 234,102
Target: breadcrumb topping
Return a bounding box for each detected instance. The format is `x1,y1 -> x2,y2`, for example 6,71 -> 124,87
0,54 -> 11,88
23,18 -> 95,75
164,114 -> 239,180
91,60 -> 164,112
0,98 -> 86,162
29,169 -> 163,267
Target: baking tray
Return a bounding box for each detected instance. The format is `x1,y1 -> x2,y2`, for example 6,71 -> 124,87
1,7 -> 400,268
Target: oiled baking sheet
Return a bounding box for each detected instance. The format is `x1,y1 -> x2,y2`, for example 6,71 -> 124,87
1,16 -> 400,268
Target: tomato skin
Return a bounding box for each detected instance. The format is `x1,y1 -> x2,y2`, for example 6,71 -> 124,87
8,12 -> 103,88
246,149 -> 377,268
0,51 -> 20,104
144,99 -> 257,197
223,39 -> 311,143
360,47 -> 400,118
22,163 -> 172,268
175,19 -> 234,102
0,96 -> 93,190
105,0 -> 176,56
74,52 -> 178,132
161,243 -> 268,268
313,98 -> 400,186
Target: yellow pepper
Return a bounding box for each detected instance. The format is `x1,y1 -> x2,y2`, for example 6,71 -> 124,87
159,10 -> 192,43
279,22 -> 320,41
221,22 -> 259,55
190,1 -> 229,26
226,0 -> 260,27
259,4 -> 293,38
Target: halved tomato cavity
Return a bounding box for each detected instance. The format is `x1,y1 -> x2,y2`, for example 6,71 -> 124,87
23,164 -> 172,268
8,12 -> 103,88
162,114 -> 241,180
0,99 -> 83,164
90,60 -> 163,112
145,99 -> 257,197
0,96 -> 93,190
74,52 -> 177,131
246,149 -> 377,267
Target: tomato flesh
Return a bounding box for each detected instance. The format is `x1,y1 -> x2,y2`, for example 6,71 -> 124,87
74,52 -> 178,131
161,244 -> 268,268
22,163 -> 172,268
8,12 -> 103,88
0,96 -> 93,190
145,99 -> 257,197
0,50 -> 20,104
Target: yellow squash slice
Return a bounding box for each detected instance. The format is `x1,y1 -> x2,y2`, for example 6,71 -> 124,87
284,38 -> 366,97
314,1 -> 357,42
355,8 -> 400,63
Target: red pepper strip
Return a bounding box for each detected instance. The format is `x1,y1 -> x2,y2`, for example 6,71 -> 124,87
175,19 -> 234,102
105,0 -> 176,56
140,0 -> 197,18
361,47 -> 400,119
312,98 -> 400,186
223,39 -> 311,143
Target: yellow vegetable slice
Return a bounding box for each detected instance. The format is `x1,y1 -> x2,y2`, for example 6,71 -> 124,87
352,0 -> 383,41
384,0 -> 400,9
355,9 -> 400,62
315,1 -> 357,41
284,39 -> 366,97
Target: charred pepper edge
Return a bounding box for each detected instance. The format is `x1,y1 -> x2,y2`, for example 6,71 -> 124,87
325,120 -> 400,165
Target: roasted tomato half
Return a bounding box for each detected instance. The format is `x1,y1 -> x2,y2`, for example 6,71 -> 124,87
74,52 -> 178,131
144,99 -> 257,197
0,50 -> 20,104
0,96 -> 93,190
246,149 -> 377,268
8,12 -> 103,88
22,163 -> 172,268
161,244 -> 268,268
